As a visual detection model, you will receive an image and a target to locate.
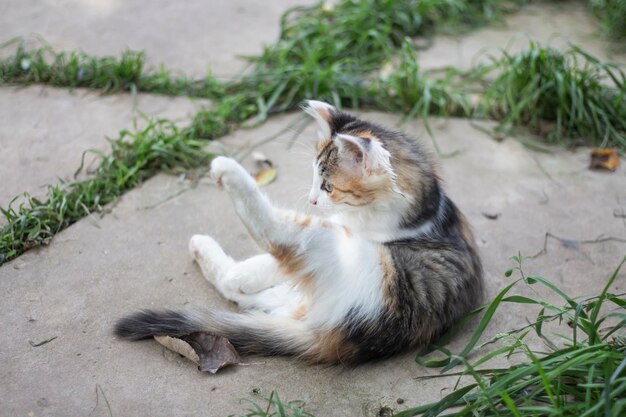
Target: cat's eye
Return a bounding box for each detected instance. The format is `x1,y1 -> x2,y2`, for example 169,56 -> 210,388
320,180 -> 333,193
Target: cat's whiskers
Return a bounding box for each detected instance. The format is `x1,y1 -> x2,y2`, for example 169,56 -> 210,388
293,192 -> 313,213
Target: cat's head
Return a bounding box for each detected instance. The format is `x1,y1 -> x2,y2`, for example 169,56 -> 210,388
303,100 -> 400,209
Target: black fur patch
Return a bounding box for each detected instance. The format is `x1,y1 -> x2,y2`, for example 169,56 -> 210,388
342,307 -> 417,364
400,182 -> 443,230
113,310 -> 198,340
328,111 -> 357,135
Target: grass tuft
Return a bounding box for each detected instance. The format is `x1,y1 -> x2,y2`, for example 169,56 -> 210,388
589,0 -> 626,42
233,391 -> 314,417
239,0 -> 517,113
398,254 -> 626,417
373,39 -> 470,120
0,39 -> 225,97
477,42 -> 626,149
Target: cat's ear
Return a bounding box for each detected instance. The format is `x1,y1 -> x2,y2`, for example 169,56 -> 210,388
302,100 -> 335,139
335,134 -> 393,176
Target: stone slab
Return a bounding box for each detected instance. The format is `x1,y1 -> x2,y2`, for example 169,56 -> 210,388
1,112 -> 625,416
0,85 -> 206,208
0,0 -> 315,77
418,2 -> 626,70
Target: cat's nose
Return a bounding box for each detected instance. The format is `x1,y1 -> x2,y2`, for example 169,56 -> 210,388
309,197 -> 318,205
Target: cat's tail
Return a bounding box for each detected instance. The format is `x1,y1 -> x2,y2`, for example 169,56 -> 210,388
113,308 -> 316,358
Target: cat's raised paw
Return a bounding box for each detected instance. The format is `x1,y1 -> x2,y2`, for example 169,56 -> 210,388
210,156 -> 249,190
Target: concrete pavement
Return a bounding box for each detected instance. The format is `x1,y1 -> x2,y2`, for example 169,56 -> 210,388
1,114 -> 625,416
1,1 -> 625,416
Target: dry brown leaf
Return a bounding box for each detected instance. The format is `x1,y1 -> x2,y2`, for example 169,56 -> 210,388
252,152 -> 277,187
255,167 -> 277,186
154,335 -> 200,364
154,332 -> 240,373
590,148 -> 620,171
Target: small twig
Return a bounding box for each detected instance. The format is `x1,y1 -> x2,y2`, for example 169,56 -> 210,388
531,232 -> 626,258
234,114 -> 309,162
532,155 -> 562,186
236,361 -> 267,367
139,166 -> 213,210
28,336 -> 57,347
140,186 -> 191,210
89,384 -> 113,417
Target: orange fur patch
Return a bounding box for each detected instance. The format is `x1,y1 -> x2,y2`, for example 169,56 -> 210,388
348,129 -> 373,140
378,246 -> 398,309
305,329 -> 358,364
319,219 -> 333,228
270,244 -> 317,296
296,273 -> 316,297
330,174 -> 386,206
296,215 -> 313,228
291,302 -> 308,320
316,138 -> 333,153
269,244 -> 305,276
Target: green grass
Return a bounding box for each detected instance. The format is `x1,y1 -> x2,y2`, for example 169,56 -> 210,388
476,42 -> 626,149
0,39 -> 225,98
0,118 -> 212,265
397,254 -> 626,417
231,0 -> 518,113
232,391 -> 314,417
589,0 -> 626,42
373,39 -> 470,119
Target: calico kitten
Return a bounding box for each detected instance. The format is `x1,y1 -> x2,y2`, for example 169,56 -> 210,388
114,101 -> 483,365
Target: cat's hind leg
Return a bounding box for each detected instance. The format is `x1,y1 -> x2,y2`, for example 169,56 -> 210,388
223,253 -> 287,294
189,234 -> 288,301
188,234 -> 235,288
236,283 -> 304,317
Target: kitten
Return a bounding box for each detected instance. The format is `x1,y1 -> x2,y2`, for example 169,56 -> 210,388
114,100 -> 483,365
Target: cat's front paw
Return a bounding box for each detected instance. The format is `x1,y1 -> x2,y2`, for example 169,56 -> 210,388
210,156 -> 253,191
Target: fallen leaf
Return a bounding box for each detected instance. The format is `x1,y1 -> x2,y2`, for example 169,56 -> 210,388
255,167 -> 277,187
252,152 -> 277,186
182,333 -> 240,373
155,335 -> 199,363
154,332 -> 240,374
590,148 -> 620,171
